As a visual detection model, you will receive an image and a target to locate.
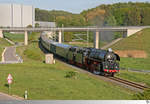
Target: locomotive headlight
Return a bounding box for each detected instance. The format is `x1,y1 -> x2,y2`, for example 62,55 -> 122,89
107,55 -> 111,59
105,53 -> 116,61
105,65 -> 108,68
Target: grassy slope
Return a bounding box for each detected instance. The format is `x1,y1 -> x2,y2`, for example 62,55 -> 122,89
116,70 -> 150,86
110,28 -> 150,70
0,38 -> 11,61
0,33 -> 133,99
4,32 -> 24,43
4,32 -> 39,43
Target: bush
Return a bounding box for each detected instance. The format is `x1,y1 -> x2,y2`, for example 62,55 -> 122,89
65,71 -> 77,79
27,25 -> 33,28
35,23 -> 40,28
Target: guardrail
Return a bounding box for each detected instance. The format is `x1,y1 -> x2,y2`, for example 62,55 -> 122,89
0,26 -> 150,32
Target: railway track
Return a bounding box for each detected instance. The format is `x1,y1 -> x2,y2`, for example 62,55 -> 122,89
107,77 -> 149,90
57,58 -> 149,91
61,60 -> 149,91
39,42 -> 149,92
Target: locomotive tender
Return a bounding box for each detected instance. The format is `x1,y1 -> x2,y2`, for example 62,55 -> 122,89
40,33 -> 120,77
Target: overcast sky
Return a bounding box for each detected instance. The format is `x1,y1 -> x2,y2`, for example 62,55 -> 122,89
0,0 -> 149,13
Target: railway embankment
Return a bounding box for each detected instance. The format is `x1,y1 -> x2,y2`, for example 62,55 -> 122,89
109,28 -> 150,70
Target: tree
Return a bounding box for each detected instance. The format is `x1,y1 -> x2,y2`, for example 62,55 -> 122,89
27,25 -> 32,28
141,8 -> 150,25
104,15 -> 117,26
35,23 -> 40,28
127,8 -> 141,25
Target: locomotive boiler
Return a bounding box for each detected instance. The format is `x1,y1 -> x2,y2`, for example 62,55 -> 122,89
40,33 -> 120,77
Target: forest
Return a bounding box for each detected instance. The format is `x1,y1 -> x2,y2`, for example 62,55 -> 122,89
35,2 -> 150,27
35,2 -> 150,42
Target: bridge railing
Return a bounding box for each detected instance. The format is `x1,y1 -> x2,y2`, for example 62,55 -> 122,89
0,26 -> 149,32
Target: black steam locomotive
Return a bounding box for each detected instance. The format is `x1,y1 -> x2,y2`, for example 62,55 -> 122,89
40,33 -> 120,77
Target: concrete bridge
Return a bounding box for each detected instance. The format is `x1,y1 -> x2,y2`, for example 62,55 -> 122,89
0,26 -> 149,48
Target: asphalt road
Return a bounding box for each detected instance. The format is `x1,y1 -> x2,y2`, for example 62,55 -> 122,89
0,92 -> 21,100
4,47 -> 18,62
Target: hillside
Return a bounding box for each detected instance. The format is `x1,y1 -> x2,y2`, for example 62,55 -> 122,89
35,2 -> 150,27
81,2 -> 150,26
110,28 -> 150,70
0,38 -> 11,61
35,9 -> 88,27
35,2 -> 150,43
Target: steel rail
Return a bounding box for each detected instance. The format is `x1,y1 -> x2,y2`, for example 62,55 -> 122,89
108,77 -> 149,90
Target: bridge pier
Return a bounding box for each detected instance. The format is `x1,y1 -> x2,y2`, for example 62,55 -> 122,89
94,31 -> 99,49
123,31 -> 127,38
0,30 -> 3,38
24,31 -> 28,45
58,30 -> 62,43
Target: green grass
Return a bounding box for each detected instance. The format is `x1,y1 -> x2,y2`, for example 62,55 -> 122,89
0,61 -> 133,99
111,28 -> 150,51
4,32 -> 40,43
120,57 -> 150,70
0,38 -> 11,61
110,28 -> 150,70
4,32 -> 24,43
14,41 -> 133,99
0,33 -> 133,99
116,70 -> 150,86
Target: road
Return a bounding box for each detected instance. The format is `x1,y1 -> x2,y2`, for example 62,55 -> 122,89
4,47 -> 18,62
0,92 -> 22,100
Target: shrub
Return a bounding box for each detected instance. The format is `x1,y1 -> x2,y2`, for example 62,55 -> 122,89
35,23 -> 40,28
27,25 -> 33,28
65,71 -> 77,79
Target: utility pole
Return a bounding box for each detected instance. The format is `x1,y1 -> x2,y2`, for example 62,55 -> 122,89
62,24 -> 64,42
87,28 -> 89,47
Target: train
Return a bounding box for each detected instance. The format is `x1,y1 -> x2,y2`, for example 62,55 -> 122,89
40,32 -> 120,77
